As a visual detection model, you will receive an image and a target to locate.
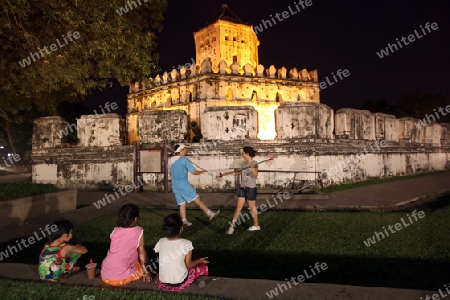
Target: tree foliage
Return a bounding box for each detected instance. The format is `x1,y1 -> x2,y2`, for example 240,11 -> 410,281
395,92 -> 449,122
359,99 -> 396,115
359,92 -> 449,123
0,0 -> 167,152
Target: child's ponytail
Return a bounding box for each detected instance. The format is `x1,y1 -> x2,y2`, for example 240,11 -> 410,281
117,204 -> 140,228
162,213 -> 183,238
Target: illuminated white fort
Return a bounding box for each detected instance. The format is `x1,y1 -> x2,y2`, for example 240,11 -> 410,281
31,5 -> 449,190
126,4 -> 324,143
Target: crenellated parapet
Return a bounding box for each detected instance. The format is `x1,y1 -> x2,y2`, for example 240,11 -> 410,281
128,59 -> 319,96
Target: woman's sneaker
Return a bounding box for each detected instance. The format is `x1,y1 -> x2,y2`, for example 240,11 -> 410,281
225,227 -> 235,235
208,209 -> 221,221
247,226 -> 260,231
183,220 -> 192,227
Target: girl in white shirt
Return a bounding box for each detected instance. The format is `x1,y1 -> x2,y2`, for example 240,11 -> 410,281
154,213 -> 209,291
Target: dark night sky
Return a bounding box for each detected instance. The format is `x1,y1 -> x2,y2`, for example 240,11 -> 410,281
89,0 -> 449,115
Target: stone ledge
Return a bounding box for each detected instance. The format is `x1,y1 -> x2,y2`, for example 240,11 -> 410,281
0,263 -> 434,300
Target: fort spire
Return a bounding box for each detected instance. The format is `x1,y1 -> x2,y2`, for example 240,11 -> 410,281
194,4 -> 259,72
206,3 -> 248,26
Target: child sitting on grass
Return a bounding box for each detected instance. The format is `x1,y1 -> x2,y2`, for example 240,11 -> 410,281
154,213 -> 208,291
101,203 -> 152,286
38,219 -> 88,282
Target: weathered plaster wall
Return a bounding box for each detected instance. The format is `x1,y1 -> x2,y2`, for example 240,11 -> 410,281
275,103 -> 334,139
399,117 -> 420,143
137,110 -> 188,144
32,106 -> 450,191
32,134 -> 450,191
375,113 -> 399,142
32,116 -> 69,149
32,146 -> 133,189
201,106 -> 258,140
77,113 -> 126,147
335,109 -> 375,140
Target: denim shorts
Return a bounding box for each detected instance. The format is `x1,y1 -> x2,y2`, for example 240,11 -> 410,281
238,187 -> 257,201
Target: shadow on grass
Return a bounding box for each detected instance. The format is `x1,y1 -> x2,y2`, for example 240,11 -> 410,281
200,250 -> 449,291
408,192 -> 450,212
1,238 -> 448,291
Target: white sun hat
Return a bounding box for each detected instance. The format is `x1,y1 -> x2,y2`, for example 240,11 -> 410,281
174,144 -> 186,153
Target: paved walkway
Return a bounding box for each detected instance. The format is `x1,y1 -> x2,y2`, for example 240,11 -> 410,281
1,170 -> 449,299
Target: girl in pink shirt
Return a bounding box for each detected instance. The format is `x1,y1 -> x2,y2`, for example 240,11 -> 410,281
101,204 -> 152,286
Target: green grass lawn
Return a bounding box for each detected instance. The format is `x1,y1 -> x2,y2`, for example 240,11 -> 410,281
2,198 -> 449,291
0,182 -> 60,201
0,279 -> 224,300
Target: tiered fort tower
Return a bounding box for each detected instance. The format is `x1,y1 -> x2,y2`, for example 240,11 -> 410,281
126,4 -> 322,143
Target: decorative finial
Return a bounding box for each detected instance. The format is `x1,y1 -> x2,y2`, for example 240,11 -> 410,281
222,3 -> 228,9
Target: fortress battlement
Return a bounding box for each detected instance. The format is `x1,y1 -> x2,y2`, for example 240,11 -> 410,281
129,60 -> 319,95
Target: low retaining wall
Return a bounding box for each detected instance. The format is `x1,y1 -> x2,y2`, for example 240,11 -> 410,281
31,141 -> 450,191
0,189 -> 77,228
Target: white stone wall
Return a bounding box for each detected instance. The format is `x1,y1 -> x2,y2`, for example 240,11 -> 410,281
399,117 -> 420,143
201,106 -> 258,140
170,150 -> 450,190
33,161 -> 134,189
335,109 -> 375,140
32,145 -> 134,189
32,164 -> 59,184
441,124 -> 450,145
32,113 -> 450,191
32,116 -> 69,149
77,113 -> 125,147
374,113 -> 399,142
275,103 -> 334,139
137,110 -> 188,144
32,142 -> 450,190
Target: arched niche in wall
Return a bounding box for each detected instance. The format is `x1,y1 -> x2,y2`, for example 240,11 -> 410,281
226,88 -> 233,101
251,90 -> 258,102
276,92 -> 282,103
